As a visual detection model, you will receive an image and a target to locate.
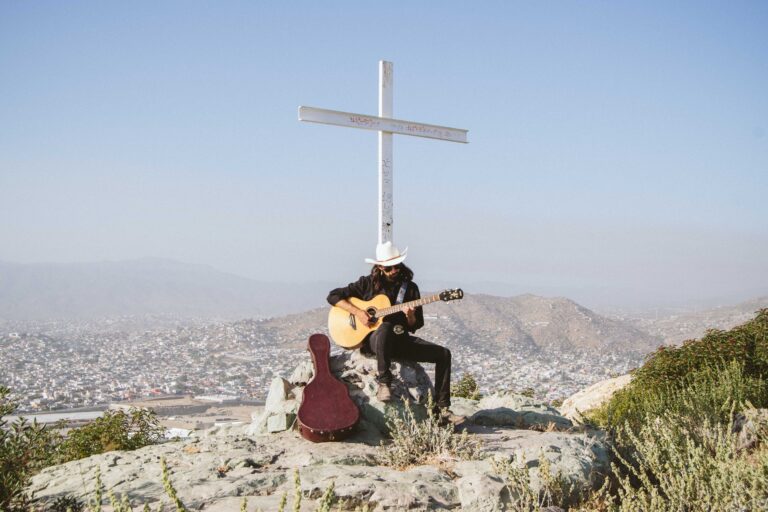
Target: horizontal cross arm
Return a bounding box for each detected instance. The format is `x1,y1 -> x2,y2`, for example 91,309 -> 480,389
298,106 -> 468,143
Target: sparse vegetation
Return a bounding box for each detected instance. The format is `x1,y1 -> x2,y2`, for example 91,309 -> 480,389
75,463 -> 371,512
377,392 -> 482,469
610,412 -> 768,511
492,453 -> 591,511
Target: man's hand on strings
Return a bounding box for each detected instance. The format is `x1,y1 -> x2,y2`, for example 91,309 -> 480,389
355,310 -> 376,328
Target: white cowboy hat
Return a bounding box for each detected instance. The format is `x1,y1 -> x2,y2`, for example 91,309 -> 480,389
364,241 -> 408,266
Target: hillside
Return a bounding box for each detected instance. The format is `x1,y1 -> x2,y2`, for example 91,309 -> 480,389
256,292 -> 661,353
620,296 -> 768,345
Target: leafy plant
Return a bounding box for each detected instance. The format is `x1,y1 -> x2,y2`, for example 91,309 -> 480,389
0,385 -> 60,511
587,359 -> 767,434
587,309 -> 768,431
56,408 -> 165,464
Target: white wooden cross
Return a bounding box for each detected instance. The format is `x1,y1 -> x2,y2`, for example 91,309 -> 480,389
298,60 -> 468,245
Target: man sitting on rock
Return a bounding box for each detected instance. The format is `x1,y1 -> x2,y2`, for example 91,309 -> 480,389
327,242 -> 464,427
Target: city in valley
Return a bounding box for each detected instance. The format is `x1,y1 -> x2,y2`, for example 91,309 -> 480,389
1,316 -> 642,414
2,292 -> 764,414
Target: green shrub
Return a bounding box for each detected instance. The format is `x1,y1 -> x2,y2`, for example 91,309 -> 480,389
451,372 -> 482,400
56,408 -> 165,464
634,308 -> 768,391
587,309 -> 768,431
0,385 -> 59,511
587,360 -> 768,433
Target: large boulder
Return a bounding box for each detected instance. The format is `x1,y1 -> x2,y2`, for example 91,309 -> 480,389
332,350 -> 434,435
244,377 -> 298,436
247,350 -> 435,438
559,374 -> 632,423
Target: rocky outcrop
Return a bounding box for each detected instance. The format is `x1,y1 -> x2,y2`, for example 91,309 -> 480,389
559,374 -> 632,423
29,422 -> 609,511
28,353 -> 612,511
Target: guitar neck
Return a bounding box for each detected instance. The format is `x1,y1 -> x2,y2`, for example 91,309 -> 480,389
375,294 -> 442,318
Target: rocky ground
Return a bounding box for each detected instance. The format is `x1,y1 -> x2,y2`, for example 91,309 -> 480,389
28,350 -> 613,511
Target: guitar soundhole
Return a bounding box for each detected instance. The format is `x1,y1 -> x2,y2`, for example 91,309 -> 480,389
366,307 -> 377,318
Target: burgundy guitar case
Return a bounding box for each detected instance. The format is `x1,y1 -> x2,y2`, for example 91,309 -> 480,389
297,333 -> 360,442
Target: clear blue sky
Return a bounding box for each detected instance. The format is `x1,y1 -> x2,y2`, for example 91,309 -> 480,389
1,1 -> 766,309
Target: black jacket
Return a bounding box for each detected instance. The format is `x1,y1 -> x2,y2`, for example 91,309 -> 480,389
327,274 -> 425,333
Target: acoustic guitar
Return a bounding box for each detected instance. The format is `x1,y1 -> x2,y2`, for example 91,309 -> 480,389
297,333 -> 360,442
327,289 -> 464,349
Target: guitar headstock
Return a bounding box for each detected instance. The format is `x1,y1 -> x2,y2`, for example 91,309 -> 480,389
439,288 -> 464,302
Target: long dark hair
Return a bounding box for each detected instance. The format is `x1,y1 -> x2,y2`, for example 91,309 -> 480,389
371,263 -> 414,293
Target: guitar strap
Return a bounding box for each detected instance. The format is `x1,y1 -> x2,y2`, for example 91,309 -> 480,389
395,280 -> 409,305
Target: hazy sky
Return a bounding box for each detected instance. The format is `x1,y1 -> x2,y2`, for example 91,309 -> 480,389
1,1 -> 766,309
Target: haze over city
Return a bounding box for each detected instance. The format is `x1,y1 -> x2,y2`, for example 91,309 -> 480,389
1,1 -> 766,310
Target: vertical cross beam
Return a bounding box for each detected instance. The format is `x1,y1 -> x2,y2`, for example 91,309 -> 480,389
298,61 -> 468,248
378,61 -> 394,245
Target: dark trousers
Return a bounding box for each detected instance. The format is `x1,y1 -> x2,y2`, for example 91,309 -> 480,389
363,322 -> 452,409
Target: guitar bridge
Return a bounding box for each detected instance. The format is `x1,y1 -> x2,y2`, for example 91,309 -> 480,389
348,313 -> 356,330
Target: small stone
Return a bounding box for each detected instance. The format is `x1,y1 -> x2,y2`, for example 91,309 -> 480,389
288,360 -> 314,386
267,413 -> 296,433
733,408 -> 768,452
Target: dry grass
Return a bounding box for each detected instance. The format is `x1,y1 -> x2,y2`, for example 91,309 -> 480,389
377,393 -> 482,470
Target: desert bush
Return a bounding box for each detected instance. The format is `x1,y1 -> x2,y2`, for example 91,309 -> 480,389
492,454 -> 581,511
451,372 -> 482,400
55,407 -> 165,464
378,393 -> 481,469
610,412 -> 768,511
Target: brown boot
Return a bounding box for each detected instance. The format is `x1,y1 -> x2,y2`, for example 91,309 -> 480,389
376,382 -> 392,402
435,408 -> 466,428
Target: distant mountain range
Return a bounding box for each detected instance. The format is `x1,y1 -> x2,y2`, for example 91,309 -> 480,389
0,258 -> 332,320
1,258 -> 764,352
